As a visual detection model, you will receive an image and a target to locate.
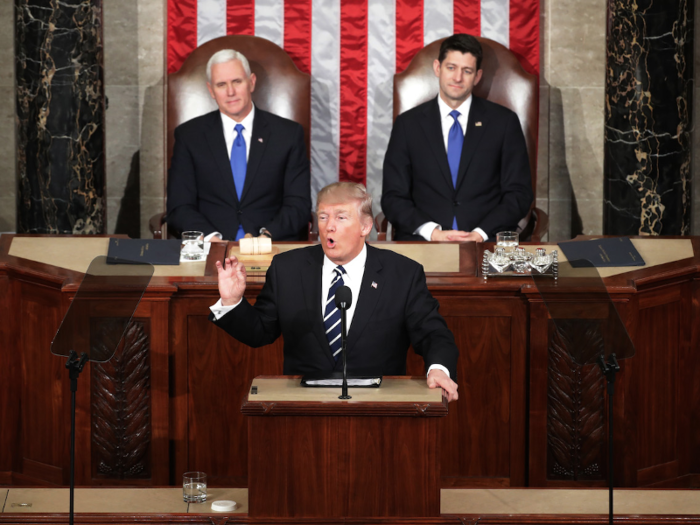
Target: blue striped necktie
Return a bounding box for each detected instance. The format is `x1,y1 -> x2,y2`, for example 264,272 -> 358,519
231,123 -> 247,241
447,110 -> 463,231
323,266 -> 346,361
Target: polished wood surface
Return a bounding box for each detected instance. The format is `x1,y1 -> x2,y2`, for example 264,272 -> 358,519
1,234 -> 699,492
244,377 -> 445,518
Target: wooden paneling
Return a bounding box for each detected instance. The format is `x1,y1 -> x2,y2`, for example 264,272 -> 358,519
176,298 -> 283,486
636,300 -> 679,474
2,235 -> 700,491
247,414 -> 440,517
0,275 -> 21,475
19,281 -> 67,484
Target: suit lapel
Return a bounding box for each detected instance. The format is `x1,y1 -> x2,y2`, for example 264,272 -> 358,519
205,112 -> 240,205
241,109 -> 271,202
302,246 -> 337,368
456,97 -> 486,190
346,246 -> 384,354
419,98 -> 454,192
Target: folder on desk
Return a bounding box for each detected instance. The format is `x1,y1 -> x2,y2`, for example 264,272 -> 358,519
301,372 -> 382,387
107,239 -> 182,265
558,237 -> 645,267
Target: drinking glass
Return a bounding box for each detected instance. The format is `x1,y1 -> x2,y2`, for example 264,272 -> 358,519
183,471 -> 207,503
181,231 -> 205,261
496,231 -> 519,251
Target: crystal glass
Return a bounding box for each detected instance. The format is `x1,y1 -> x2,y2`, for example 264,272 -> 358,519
496,231 -> 519,251
181,231 -> 205,261
183,471 -> 207,503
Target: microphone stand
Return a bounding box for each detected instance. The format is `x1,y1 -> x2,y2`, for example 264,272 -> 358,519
66,350 -> 89,525
339,304 -> 351,400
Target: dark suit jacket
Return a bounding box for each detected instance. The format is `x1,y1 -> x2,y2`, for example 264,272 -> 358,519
381,96 -> 533,241
167,108 -> 311,240
211,244 -> 459,379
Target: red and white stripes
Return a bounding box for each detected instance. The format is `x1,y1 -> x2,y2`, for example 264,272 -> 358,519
167,0 -> 540,209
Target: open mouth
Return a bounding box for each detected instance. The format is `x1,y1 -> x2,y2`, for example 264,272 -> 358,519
326,237 -> 336,249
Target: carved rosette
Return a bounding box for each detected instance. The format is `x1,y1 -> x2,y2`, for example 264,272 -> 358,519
91,318 -> 151,479
547,320 -> 606,481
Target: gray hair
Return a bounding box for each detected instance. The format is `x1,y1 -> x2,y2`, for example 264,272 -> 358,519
206,49 -> 252,82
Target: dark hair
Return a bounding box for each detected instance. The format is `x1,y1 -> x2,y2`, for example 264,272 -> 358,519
438,34 -> 483,70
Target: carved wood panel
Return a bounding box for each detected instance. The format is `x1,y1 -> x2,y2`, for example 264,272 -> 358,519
547,319 -> 606,481
90,318 -> 151,479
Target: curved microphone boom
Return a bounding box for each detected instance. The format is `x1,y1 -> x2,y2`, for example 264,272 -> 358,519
335,286 -> 352,399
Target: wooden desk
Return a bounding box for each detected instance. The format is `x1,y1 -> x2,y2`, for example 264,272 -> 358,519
0,234 -> 698,491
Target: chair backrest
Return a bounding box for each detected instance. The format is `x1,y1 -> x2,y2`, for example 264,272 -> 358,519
167,35 -> 311,171
394,37 -> 538,193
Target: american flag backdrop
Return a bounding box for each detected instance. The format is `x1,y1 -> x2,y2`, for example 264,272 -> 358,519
167,0 -> 540,210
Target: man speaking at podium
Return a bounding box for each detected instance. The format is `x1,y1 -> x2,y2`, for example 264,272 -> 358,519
209,182 -> 459,401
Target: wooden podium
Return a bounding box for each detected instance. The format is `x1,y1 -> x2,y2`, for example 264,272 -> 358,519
241,376 -> 448,518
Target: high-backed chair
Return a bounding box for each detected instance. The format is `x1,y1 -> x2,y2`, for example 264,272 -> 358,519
376,37 -> 547,242
150,35 -> 311,239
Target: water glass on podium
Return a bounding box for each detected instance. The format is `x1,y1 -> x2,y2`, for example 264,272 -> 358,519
181,231 -> 205,261
183,471 -> 207,503
496,231 -> 519,251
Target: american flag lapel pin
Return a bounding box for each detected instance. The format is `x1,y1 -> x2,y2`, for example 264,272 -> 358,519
371,281 -> 378,289
475,122 -> 483,127
258,137 -> 263,143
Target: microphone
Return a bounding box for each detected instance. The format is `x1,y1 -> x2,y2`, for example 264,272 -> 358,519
335,286 -> 352,310
335,286 -> 352,399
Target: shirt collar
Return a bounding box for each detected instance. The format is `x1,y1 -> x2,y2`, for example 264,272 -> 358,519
220,103 -> 256,133
437,94 -> 472,121
323,243 -> 368,276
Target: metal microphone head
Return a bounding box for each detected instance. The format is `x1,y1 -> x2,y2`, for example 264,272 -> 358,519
335,286 -> 352,310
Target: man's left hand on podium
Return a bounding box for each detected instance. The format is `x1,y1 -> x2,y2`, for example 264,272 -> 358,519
427,368 -> 458,402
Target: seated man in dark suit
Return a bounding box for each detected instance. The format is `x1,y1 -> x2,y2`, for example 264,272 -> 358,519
209,182 -> 459,401
167,49 -> 311,241
381,33 -> 533,242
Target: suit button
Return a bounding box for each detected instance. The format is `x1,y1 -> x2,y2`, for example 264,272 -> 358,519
453,201 -> 461,206
237,210 -> 242,215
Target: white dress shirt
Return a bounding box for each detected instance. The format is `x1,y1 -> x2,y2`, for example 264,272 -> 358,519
204,106 -> 256,242
210,244 -> 450,378
415,95 -> 488,242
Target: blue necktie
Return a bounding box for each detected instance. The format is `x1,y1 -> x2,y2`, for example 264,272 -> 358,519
231,123 -> 247,241
447,110 -> 463,230
323,266 -> 346,361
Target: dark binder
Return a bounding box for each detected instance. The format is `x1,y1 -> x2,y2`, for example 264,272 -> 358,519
107,238 -> 182,265
557,237 -> 645,267
301,372 -> 382,388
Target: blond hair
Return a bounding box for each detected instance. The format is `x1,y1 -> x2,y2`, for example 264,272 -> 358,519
317,182 -> 373,223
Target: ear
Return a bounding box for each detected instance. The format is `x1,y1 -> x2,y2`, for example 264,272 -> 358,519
249,72 -> 257,93
474,68 -> 483,86
360,217 -> 373,238
433,59 -> 441,78
207,82 -> 215,99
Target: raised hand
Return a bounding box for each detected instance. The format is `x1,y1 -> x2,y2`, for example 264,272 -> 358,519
215,256 -> 247,306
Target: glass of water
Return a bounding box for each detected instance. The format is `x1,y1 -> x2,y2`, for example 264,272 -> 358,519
496,231 -> 519,251
181,231 -> 205,261
183,471 -> 207,503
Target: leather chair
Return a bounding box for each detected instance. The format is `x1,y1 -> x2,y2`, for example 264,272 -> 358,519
376,37 -> 547,242
150,35 -> 311,239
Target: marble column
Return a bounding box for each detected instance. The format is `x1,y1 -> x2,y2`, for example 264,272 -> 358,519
16,0 -> 105,234
604,0 -> 693,235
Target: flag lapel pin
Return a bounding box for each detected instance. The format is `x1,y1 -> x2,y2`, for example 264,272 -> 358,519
258,137 -> 263,142
475,122 -> 483,127
371,281 -> 378,289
